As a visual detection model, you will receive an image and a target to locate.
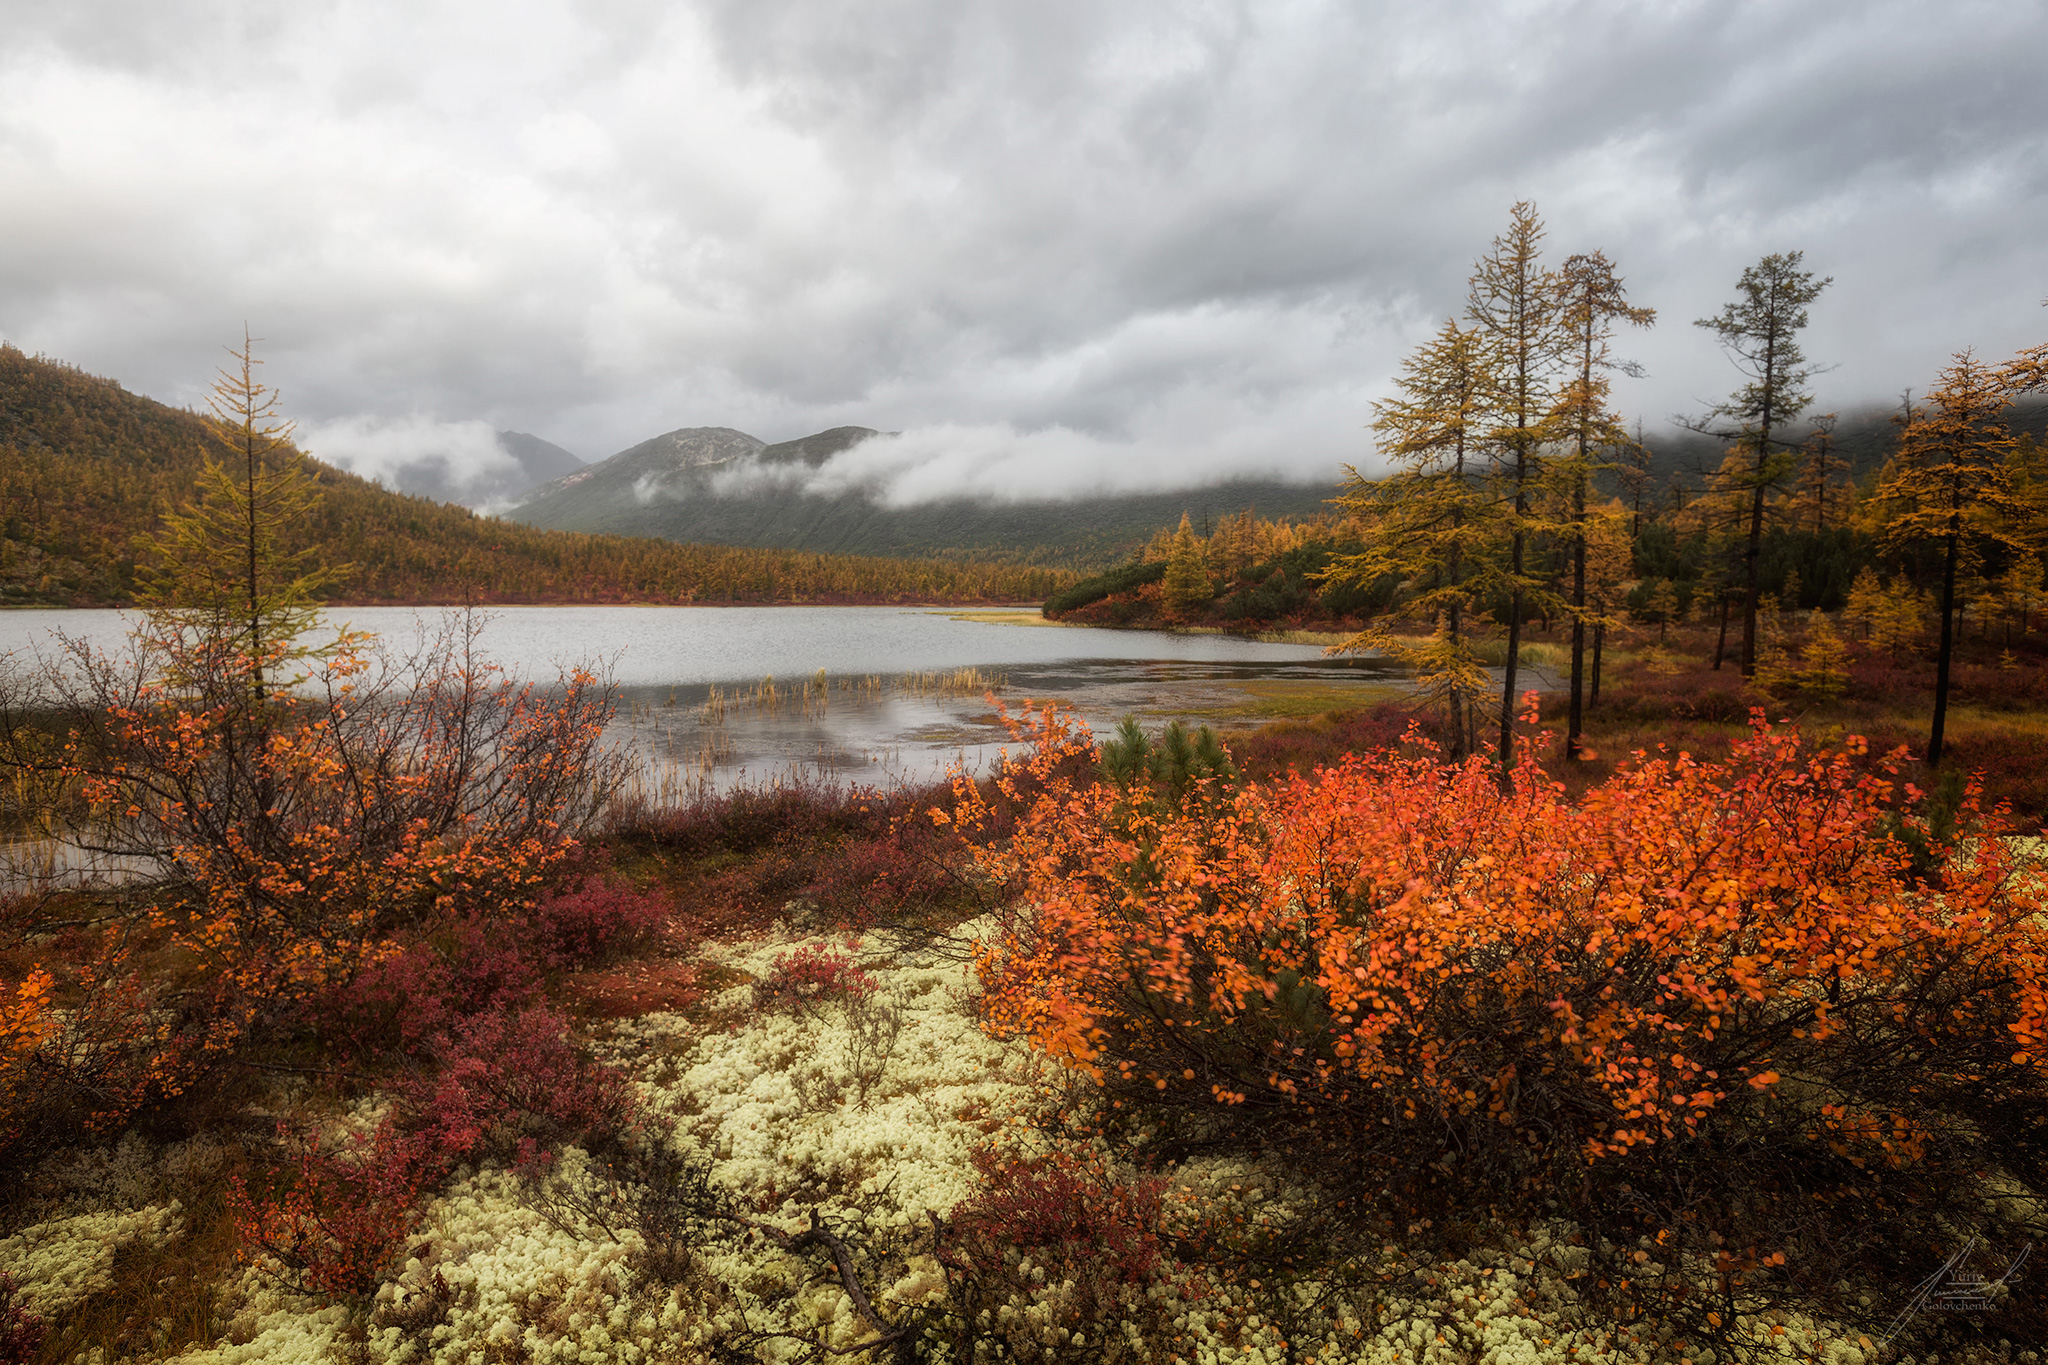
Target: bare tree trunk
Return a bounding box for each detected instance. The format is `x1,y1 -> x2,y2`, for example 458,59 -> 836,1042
1930,523 -> 1959,767
1591,623 -> 1604,705
1740,459 -> 1766,676
1499,508 -> 1524,782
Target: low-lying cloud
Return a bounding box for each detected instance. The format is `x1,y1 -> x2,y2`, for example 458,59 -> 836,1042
301,415 -> 513,496
796,415 -> 1349,507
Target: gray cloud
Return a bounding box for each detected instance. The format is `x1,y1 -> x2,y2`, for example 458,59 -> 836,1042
300,412 -> 511,486
1,0 -> 2043,502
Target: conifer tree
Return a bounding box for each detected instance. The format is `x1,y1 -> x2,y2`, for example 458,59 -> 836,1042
1871,580 -> 1927,662
137,331 -> 344,703
1689,253 -> 1831,677
1843,567 -> 1884,641
1875,349 -> 2032,765
1160,512 -> 1213,620
1325,318 -> 1496,757
1792,414 -> 1849,535
1467,202 -> 1567,778
1584,510 -> 1632,706
1993,554 -> 2044,641
1643,578 -> 1681,640
1549,251 -> 1654,760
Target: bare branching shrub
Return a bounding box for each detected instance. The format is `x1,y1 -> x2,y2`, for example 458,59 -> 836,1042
2,610 -> 626,1039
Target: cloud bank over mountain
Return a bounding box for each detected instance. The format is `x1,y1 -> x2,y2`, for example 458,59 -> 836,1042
1,0 -> 2043,497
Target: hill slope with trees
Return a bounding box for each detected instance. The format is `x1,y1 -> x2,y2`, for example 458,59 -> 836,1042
504,421 -> 1340,568
0,346 -> 1073,607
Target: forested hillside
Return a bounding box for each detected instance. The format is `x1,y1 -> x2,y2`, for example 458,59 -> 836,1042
505,420 -> 1339,568
0,346 -> 1073,607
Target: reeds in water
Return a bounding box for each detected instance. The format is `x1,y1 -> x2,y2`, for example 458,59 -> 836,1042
895,667 -> 1006,698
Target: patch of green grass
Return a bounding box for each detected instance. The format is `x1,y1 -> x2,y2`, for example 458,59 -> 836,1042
1216,681 -> 1410,719
935,609 -> 1080,628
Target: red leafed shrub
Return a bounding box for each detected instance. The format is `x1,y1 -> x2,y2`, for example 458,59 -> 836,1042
0,1273 -> 45,1365
317,878 -> 671,1061
959,704 -> 2048,1347
802,812 -> 976,932
235,1007 -> 636,1296
752,944 -> 875,1014
1219,700 -> 1438,782
527,877 -> 671,965
399,1007 -> 636,1168
618,774 -> 985,937
941,1144 -> 1171,1363
319,917 -> 540,1063
951,1147 -> 1164,1285
230,1122 -> 430,1297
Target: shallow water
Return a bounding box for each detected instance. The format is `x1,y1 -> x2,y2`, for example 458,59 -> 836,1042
0,605 -> 1406,792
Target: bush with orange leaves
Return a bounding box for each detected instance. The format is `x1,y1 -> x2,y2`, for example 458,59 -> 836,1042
956,703 -> 2048,1348
0,610 -> 626,1167
30,610 -> 624,1041
0,943 -> 191,1168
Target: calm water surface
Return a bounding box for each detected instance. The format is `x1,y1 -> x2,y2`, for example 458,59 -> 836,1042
0,606 -> 1406,790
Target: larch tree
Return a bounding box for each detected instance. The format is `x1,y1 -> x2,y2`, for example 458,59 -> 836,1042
1583,508 -> 1632,707
1548,251 -> 1654,761
2000,337 -> 2048,551
1689,253 -> 1831,677
1160,512 -> 1214,620
1324,318 -> 1497,758
137,331 -> 344,705
1619,417 -> 1655,541
1788,414 -> 1849,536
1876,349 -> 2033,766
1467,201 -> 1568,778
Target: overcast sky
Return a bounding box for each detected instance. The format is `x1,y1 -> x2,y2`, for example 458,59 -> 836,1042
2,0 -> 2044,502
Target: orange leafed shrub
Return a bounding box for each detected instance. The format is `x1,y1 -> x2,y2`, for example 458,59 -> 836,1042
0,944 -> 194,1165
955,704 -> 2048,1337
0,968 -> 56,1134
47,613 -> 623,1040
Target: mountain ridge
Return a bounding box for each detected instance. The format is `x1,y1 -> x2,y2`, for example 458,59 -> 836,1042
502,423 -> 1342,568
0,345 -> 1071,607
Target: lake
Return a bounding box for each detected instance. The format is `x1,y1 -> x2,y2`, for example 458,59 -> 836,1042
0,605 -> 1407,793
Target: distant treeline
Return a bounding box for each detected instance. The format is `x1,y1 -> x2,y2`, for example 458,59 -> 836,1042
1048,446 -> 2048,635
0,345 -> 1074,607
1044,509 -> 1384,627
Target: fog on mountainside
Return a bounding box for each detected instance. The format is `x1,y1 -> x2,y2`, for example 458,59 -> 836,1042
302,420 -> 587,510
1640,401 -> 2048,501
502,423 -> 1341,568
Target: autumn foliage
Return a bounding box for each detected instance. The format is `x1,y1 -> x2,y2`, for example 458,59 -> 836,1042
957,703 -> 2048,1335
231,1007 -> 635,1295
39,613 -> 621,1040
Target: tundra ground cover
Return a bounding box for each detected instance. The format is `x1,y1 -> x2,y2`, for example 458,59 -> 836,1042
4,669 -> 2047,1362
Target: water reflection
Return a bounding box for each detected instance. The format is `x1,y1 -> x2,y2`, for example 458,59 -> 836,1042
609,653 -> 1408,798
0,605 -> 1409,794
